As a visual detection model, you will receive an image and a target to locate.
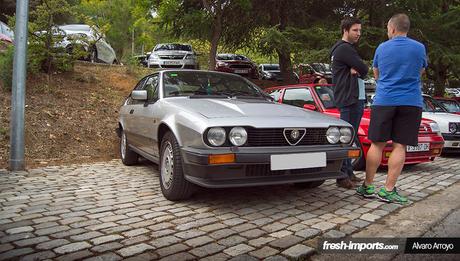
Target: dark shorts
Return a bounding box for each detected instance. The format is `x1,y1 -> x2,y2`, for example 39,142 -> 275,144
368,105 -> 422,146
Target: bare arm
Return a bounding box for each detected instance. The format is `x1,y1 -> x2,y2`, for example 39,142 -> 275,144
373,67 -> 379,81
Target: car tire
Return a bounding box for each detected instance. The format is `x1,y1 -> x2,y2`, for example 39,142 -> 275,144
120,129 -> 138,166
293,180 -> 325,189
351,140 -> 365,170
160,131 -> 196,201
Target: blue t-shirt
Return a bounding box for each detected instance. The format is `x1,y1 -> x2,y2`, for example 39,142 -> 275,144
372,36 -> 427,107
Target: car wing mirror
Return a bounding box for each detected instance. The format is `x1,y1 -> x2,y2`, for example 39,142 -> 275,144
131,90 -> 148,101
303,104 -> 317,111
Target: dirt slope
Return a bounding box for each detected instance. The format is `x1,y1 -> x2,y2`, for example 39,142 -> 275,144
0,62 -> 138,169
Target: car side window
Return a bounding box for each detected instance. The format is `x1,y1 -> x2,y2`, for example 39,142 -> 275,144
143,75 -> 159,102
267,89 -> 282,101
283,88 -> 314,108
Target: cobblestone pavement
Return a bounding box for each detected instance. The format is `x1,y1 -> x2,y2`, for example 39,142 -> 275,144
0,156 -> 459,260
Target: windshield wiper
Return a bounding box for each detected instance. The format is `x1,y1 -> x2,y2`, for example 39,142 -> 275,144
189,94 -> 230,99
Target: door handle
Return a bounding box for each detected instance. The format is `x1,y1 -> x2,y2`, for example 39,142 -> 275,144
129,109 -> 134,114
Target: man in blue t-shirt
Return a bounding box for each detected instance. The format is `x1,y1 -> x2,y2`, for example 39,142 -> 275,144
356,13 -> 427,204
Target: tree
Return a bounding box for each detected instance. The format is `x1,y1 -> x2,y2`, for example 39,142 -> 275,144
157,0 -> 253,70
28,0 -> 78,75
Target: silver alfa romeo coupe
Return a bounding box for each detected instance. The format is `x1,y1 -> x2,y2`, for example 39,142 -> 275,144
117,70 -> 360,200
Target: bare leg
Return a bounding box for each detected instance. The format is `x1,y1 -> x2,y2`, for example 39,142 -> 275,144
385,142 -> 406,191
365,142 -> 386,186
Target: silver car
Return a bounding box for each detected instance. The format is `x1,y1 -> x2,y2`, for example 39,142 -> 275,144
147,43 -> 198,69
58,24 -> 117,64
117,70 -> 360,200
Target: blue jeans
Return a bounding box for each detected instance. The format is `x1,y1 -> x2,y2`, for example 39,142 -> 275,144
338,100 -> 364,179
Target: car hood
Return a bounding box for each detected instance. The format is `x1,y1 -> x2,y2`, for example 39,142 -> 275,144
165,98 -> 349,127
422,112 -> 460,132
323,108 -> 435,135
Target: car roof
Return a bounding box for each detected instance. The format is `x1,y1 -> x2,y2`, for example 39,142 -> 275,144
266,83 -> 332,90
433,96 -> 457,101
59,24 -> 91,31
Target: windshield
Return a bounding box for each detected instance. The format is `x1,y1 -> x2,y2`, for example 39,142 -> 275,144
311,63 -> 331,74
155,44 -> 192,52
163,71 -> 266,98
313,85 -> 336,109
437,100 -> 460,112
263,64 -> 280,71
423,97 -> 448,112
217,54 -> 249,61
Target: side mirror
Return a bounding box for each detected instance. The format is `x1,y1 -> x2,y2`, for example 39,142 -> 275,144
303,104 -> 317,111
131,90 -> 148,101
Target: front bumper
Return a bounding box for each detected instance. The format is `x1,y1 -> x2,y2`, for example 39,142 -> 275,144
180,145 -> 358,188
442,133 -> 460,149
148,59 -> 197,69
361,135 -> 444,165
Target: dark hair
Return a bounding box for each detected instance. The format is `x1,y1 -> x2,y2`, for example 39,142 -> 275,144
389,13 -> 410,33
341,16 -> 361,34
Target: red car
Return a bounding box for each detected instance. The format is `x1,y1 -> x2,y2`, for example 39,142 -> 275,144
215,53 -> 259,79
433,97 -> 460,115
265,84 -> 445,169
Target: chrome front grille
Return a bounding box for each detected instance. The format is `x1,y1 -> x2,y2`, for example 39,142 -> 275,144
159,55 -> 185,60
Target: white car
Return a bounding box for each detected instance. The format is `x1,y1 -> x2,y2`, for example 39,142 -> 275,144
422,95 -> 460,151
147,43 -> 198,69
58,24 -> 117,64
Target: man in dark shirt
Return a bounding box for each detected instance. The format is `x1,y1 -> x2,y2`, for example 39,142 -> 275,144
330,17 -> 369,189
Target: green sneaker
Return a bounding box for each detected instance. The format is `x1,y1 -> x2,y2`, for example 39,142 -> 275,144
377,187 -> 408,204
356,183 -> 375,198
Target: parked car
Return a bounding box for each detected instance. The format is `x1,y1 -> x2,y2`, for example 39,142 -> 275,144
117,70 -> 360,200
215,54 -> 259,78
0,21 -> 14,52
295,63 -> 332,84
433,97 -> 460,115
265,84 -> 445,169
133,52 -> 150,67
421,95 -> 460,151
56,24 -> 117,64
445,88 -> 460,102
259,63 -> 299,82
147,43 -> 198,69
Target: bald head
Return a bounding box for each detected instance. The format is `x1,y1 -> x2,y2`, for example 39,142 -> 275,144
389,13 -> 410,33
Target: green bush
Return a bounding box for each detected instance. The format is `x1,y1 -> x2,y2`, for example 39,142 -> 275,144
0,45 -> 14,91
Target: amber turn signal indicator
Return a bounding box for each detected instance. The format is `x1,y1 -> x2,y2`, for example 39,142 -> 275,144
348,149 -> 361,158
208,154 -> 235,164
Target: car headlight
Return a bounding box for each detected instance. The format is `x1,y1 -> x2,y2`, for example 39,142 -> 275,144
149,54 -> 159,60
429,122 -> 441,133
216,61 -> 227,67
229,127 -> 247,146
339,127 -> 353,144
449,122 -> 458,134
185,54 -> 196,59
207,127 -> 226,146
326,127 -> 340,144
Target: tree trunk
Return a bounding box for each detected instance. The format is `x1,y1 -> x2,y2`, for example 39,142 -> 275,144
277,0 -> 295,84
205,0 -> 223,71
433,63 -> 447,97
208,19 -> 222,70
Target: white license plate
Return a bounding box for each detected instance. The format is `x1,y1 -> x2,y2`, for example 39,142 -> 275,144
164,60 -> 181,65
407,143 -> 430,152
270,152 -> 326,171
234,69 -> 249,74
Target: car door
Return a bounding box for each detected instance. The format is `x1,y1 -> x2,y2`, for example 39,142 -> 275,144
130,74 -> 161,157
